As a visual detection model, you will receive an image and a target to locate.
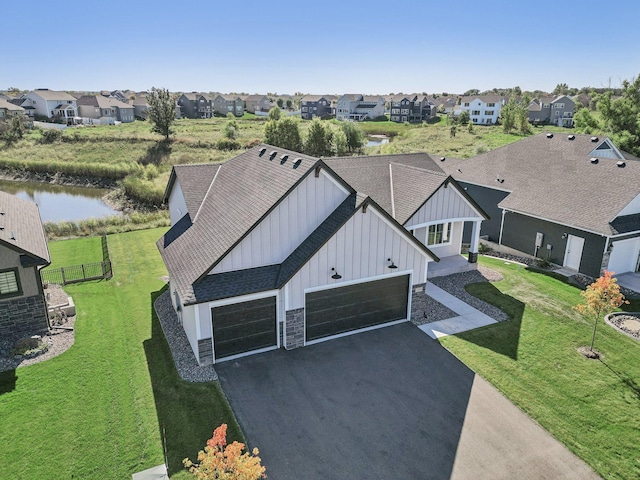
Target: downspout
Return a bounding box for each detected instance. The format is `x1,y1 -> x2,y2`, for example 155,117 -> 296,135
498,209 -> 506,245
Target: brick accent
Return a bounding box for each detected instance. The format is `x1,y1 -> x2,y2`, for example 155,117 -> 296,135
198,338 -> 213,366
0,295 -> 48,338
410,283 -> 429,324
285,308 -> 304,350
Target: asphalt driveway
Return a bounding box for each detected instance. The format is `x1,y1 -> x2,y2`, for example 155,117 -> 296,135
216,323 -> 599,480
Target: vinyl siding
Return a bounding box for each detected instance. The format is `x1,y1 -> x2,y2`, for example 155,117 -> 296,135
168,179 -> 188,225
405,184 -> 483,228
458,182 -> 510,242
181,304 -> 199,359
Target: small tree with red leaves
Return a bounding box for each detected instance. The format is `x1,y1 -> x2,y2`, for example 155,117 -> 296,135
183,424 -> 266,479
573,270 -> 628,352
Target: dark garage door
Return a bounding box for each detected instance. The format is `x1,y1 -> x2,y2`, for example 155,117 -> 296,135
305,275 -> 410,342
212,296 -> 277,360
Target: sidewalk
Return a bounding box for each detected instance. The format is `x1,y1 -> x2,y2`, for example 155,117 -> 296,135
418,283 -> 497,339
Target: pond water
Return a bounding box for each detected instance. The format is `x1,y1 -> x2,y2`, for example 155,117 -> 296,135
0,179 -> 121,223
366,135 -> 390,147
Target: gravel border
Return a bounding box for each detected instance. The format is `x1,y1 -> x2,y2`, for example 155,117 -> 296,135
430,266 -> 509,323
153,290 -> 218,382
605,312 -> 640,342
412,296 -> 458,325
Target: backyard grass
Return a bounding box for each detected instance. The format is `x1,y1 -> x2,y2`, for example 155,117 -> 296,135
0,228 -> 241,479
45,235 -> 103,269
440,256 -> 640,480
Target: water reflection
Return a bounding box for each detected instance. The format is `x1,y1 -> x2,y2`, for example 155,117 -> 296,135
0,179 -> 121,222
366,135 -> 390,147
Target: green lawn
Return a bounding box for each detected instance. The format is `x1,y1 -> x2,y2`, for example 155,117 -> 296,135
45,236 -> 103,269
0,228 -> 241,479
440,256 -> 640,480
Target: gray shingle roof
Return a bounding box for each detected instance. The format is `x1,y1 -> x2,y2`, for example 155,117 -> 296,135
610,214 -> 640,235
0,98 -> 24,112
76,95 -> 132,109
165,164 -> 221,217
157,145 -> 324,303
441,133 -> 640,235
0,191 -> 50,265
30,89 -> 76,101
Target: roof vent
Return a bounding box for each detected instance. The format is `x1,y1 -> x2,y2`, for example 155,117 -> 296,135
546,133 -> 553,138
617,161 -> 626,168
590,136 -> 599,142
258,147 -> 266,156
590,157 -> 599,164
269,151 -> 277,160
567,135 -> 575,140
280,154 -> 289,164
440,156 -> 446,162
293,158 -> 302,169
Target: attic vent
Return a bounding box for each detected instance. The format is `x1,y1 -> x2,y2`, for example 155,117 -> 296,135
590,136 -> 599,142
280,154 -> 289,164
258,147 -> 266,156
617,161 -> 626,168
293,158 -> 302,169
546,133 -> 553,138
269,151 -> 277,160
440,157 -> 446,162
590,157 -> 599,164
567,135 -> 575,140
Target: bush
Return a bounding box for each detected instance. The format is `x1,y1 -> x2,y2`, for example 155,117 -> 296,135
44,211 -> 170,239
121,176 -> 164,206
40,129 -> 63,144
216,139 -> 241,151
478,242 -> 492,254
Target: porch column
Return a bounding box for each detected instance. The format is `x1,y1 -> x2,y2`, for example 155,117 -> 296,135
468,220 -> 481,263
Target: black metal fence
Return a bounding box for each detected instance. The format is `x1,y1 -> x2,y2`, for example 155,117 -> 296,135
41,235 -> 113,286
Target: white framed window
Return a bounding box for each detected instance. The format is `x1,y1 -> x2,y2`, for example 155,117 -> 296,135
542,103 -> 550,108
487,102 -> 496,107
464,102 -> 470,107
472,110 -> 481,115
486,110 -> 494,115
427,223 -> 451,246
0,269 -> 20,297
554,103 -> 565,109
401,109 -> 409,114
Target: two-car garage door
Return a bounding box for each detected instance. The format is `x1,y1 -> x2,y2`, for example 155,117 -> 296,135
305,274 -> 410,343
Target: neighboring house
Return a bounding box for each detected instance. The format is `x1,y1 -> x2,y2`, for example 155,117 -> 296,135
434,97 -> 457,114
0,191 -> 51,338
129,93 -> 150,119
0,98 -> 25,119
336,94 -> 386,121
388,94 -> 436,123
442,133 -> 640,278
21,89 -> 78,125
528,95 -> 575,127
76,95 -> 135,123
245,94 -> 272,113
300,95 -> 335,120
177,93 -> 213,119
108,90 -> 129,103
213,94 -> 244,117
455,95 -> 504,125
157,145 -> 487,365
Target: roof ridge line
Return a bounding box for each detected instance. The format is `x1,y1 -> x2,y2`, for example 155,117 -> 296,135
389,163 -> 396,219
193,164 -> 222,223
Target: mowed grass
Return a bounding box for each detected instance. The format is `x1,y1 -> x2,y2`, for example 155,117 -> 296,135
0,228 -> 241,479
440,256 -> 640,480
45,235 -> 103,269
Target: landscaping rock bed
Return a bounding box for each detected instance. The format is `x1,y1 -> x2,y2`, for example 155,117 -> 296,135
605,312 -> 640,341
0,285 -> 75,373
153,290 -> 218,382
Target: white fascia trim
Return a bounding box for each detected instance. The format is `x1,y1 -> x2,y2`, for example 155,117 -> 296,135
320,168 -> 351,196
193,164 -> 221,223
207,289 -> 279,310
194,305 -> 201,339
389,163 -> 396,219
610,230 -> 640,239
447,181 -> 488,218
214,345 -> 280,364
368,206 -> 434,260
500,207 -> 606,237
407,217 -> 482,231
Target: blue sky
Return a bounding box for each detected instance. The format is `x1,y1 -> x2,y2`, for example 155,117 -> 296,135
6,0 -> 639,95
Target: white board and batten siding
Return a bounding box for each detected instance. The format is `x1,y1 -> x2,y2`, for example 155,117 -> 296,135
413,222 -> 464,258
404,183 -> 482,229
286,205 -> 431,310
168,179 -> 188,226
617,192 -> 640,218
210,170 -> 349,274
180,304 -> 199,358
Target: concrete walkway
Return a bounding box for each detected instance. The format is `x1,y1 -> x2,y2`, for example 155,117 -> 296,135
419,283 -> 497,339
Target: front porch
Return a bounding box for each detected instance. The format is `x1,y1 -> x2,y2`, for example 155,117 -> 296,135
615,272 -> 640,295
427,254 -> 478,279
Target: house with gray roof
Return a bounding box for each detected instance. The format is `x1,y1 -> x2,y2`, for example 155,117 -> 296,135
454,95 -> 505,125
178,93 -> 213,119
213,94 -> 244,117
157,145 -> 487,365
77,95 -> 135,123
528,95 -> 575,127
389,94 -> 436,123
244,95 -> 272,114
0,191 -> 51,338
442,133 -> 640,278
336,94 -> 386,121
0,98 -> 25,120
21,89 -> 78,125
129,93 -> 150,119
300,95 -> 335,120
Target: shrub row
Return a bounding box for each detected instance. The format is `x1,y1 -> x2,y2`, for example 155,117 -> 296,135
121,176 -> 165,206
0,158 -> 140,180
44,211 -> 170,239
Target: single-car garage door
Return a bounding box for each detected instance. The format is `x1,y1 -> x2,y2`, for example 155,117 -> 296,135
305,274 -> 410,343
608,238 -> 640,275
212,296 -> 277,360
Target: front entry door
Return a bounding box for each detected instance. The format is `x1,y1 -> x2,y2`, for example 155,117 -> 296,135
563,235 -> 585,271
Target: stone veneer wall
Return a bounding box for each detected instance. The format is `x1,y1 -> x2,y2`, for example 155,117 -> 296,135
410,283 -> 428,323
285,308 -> 304,349
198,338 -> 213,366
0,295 -> 48,338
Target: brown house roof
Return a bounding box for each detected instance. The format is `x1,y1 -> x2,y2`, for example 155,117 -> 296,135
441,133 -> 640,235
0,191 -> 50,266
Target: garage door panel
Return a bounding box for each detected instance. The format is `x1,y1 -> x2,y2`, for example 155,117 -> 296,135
306,275 -> 409,342
212,296 -> 277,360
